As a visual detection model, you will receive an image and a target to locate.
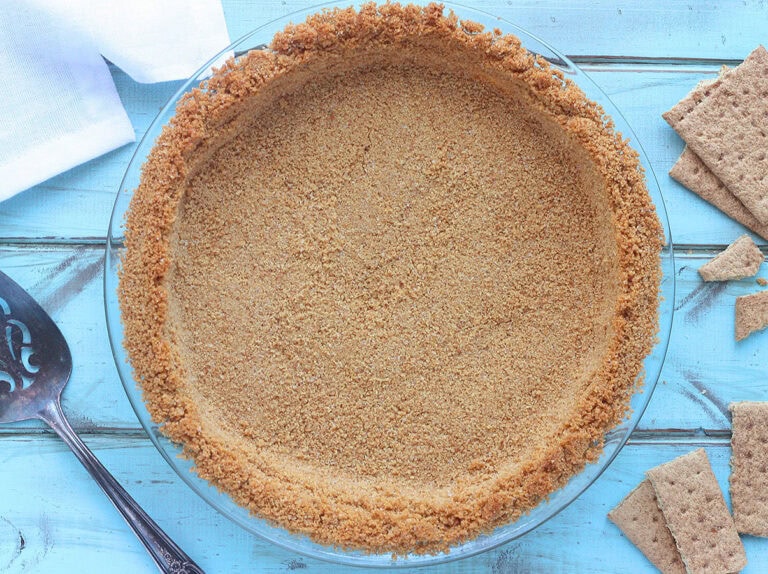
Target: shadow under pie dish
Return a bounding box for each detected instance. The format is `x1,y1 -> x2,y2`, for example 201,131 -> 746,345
106,2 -> 673,565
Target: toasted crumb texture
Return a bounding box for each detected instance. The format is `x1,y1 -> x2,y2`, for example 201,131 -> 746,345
119,2 -> 663,555
730,401 -> 768,536
698,235 -> 764,281
608,480 -> 686,574
647,449 -> 747,574
735,290 -> 768,341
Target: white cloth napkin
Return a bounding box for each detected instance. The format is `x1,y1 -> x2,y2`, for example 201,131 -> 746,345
0,0 -> 232,202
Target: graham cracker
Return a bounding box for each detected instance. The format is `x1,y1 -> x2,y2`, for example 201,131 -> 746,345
698,234 -> 764,281
730,402 -> 768,536
735,290 -> 768,340
664,67 -> 768,239
647,449 -> 747,574
669,148 -> 768,241
662,71 -> 729,129
608,480 -> 687,574
671,46 -> 768,224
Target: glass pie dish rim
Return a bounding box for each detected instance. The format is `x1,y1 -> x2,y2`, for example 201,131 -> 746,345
104,2 -> 676,568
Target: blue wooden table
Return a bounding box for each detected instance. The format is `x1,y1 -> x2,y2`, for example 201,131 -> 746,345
2,1 -> 767,572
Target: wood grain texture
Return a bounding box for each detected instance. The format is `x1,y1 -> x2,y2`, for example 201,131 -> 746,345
1,65 -> 762,244
2,1 -> 768,572
2,247 -> 766,433
0,438 -> 766,573
219,0 -> 768,61
0,54 -> 765,243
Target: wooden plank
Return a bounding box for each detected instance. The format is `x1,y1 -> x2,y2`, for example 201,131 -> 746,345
0,435 -> 765,573
1,245 -> 767,434
0,247 -> 140,430
220,0 -> 768,62
2,0 -> 767,241
0,63 -> 758,244
639,250 -> 768,431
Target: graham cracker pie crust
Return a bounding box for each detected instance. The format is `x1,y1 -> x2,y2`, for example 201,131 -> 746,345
119,2 -> 663,555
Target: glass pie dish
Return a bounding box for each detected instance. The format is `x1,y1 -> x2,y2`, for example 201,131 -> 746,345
105,2 -> 675,567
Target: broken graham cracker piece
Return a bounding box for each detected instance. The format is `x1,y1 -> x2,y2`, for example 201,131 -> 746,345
735,290 -> 768,340
647,449 -> 747,574
698,235 -> 764,281
730,402 -> 768,536
608,480 -> 687,574
670,147 -> 768,241
672,46 -> 768,224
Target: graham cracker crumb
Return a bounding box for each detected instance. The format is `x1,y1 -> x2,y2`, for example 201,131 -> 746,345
119,2 -> 663,555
